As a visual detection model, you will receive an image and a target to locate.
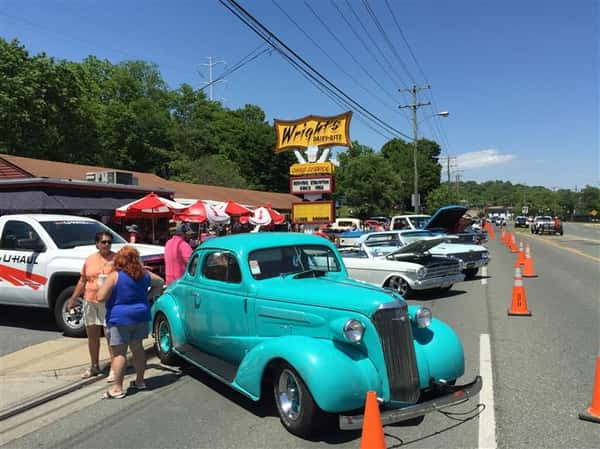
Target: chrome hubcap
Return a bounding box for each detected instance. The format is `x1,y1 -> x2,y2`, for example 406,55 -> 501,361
158,320 -> 170,353
390,277 -> 408,296
62,297 -> 84,330
277,369 -> 302,421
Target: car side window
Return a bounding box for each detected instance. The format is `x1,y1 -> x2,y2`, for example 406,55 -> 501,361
202,251 -> 242,283
187,254 -> 199,276
0,221 -> 46,252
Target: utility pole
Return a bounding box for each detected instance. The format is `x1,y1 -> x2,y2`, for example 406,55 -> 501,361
201,56 -> 226,101
399,84 -> 431,213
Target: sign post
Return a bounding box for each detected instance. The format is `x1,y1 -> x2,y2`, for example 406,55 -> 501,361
274,112 -> 353,233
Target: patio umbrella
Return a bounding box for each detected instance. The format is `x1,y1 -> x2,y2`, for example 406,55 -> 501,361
222,200 -> 252,216
173,200 -> 230,224
115,192 -> 186,242
249,204 -> 285,226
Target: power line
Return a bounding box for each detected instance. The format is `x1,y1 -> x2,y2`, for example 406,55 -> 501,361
383,0 -> 452,152
360,0 -> 417,86
218,0 -> 412,140
271,0 -> 400,115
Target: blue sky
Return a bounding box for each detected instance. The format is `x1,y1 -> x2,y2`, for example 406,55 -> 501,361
1,0 -> 598,190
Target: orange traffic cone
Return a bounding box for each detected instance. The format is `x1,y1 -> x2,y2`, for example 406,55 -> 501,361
360,391 -> 386,449
509,233 -> 518,253
501,227 -> 507,245
515,240 -> 526,267
579,352 -> 600,423
508,267 -> 532,316
522,244 -> 537,277
487,222 -> 496,240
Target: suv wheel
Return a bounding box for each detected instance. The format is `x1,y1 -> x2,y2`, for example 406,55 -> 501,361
54,286 -> 86,338
274,363 -> 326,437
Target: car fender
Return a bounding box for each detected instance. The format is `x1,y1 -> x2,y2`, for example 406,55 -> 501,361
151,294 -> 186,348
234,336 -> 381,413
382,272 -> 416,288
410,315 -> 465,386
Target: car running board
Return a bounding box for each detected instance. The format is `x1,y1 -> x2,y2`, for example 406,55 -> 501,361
174,343 -> 239,383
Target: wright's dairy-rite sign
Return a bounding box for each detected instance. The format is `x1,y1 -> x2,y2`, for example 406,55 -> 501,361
274,112 -> 352,152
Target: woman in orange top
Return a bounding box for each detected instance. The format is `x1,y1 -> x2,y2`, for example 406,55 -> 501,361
68,231 -> 115,379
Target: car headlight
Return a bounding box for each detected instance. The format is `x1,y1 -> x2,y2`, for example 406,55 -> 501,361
416,267 -> 427,279
343,319 -> 365,343
481,251 -> 489,259
457,258 -> 465,271
415,307 -> 432,328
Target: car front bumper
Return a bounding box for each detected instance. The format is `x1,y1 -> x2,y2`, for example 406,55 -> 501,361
410,272 -> 465,290
339,375 -> 483,430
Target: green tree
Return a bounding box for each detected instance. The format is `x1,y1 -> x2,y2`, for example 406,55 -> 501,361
335,152 -> 404,218
380,137 -> 441,210
170,154 -> 248,188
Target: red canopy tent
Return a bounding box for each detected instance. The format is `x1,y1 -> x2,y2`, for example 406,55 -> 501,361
115,192 -> 186,242
249,204 -> 285,226
173,200 -> 230,224
222,200 -> 252,216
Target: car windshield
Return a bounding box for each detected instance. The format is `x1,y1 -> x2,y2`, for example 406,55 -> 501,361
409,216 -> 431,229
40,220 -> 126,249
248,244 -> 341,280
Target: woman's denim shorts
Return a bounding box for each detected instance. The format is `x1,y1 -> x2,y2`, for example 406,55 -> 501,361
106,322 -> 148,346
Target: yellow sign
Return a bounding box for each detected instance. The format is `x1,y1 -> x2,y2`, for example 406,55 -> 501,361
289,162 -> 335,176
292,201 -> 335,224
274,112 -> 352,152
591,209 -> 598,216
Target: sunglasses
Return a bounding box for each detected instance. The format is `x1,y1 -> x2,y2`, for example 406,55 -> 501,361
99,240 -> 112,245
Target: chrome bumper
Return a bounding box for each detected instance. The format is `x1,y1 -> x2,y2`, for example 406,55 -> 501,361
339,375 -> 482,430
463,258 -> 489,269
411,273 -> 465,290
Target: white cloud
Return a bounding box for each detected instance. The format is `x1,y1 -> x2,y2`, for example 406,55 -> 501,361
455,149 -> 515,170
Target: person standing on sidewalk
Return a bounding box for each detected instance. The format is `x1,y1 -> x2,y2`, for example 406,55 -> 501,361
68,231 -> 115,380
164,222 -> 194,286
97,245 -> 164,399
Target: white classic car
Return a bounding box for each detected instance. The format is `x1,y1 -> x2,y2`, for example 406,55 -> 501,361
356,230 -> 490,279
340,237 -> 465,298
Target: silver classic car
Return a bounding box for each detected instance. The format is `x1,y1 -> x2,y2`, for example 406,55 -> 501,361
341,237 -> 465,297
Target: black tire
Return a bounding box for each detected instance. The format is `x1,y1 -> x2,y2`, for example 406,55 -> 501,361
54,286 -> 86,338
387,276 -> 413,298
273,362 -> 327,438
464,268 -> 479,279
154,313 -> 179,365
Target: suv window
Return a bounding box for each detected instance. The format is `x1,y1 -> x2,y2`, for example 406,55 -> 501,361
202,251 -> 241,283
40,220 -> 125,249
0,221 -> 46,252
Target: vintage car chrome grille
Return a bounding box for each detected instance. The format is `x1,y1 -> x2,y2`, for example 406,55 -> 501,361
452,252 -> 484,263
371,303 -> 420,402
424,260 -> 461,279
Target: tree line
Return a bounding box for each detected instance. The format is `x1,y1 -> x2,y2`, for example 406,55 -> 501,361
1,38 -> 598,219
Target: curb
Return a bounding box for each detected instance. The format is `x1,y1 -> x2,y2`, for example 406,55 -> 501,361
0,344 -> 155,422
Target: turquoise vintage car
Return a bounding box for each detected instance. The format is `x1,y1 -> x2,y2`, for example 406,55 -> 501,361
151,232 -> 481,437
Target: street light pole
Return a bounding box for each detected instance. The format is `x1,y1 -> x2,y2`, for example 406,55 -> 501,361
400,85 -> 449,213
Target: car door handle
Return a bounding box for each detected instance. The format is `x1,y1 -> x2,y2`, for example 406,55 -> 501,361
190,292 -> 201,307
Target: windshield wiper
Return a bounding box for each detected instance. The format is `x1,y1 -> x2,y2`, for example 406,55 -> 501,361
293,269 -> 327,279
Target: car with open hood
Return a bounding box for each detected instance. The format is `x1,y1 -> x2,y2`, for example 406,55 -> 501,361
340,237 -> 465,297
151,232 -> 481,438
356,229 -> 490,279
422,205 -> 488,244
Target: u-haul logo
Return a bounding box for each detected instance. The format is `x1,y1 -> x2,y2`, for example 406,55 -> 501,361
0,264 -> 47,290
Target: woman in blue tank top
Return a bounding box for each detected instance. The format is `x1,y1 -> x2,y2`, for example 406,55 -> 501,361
97,245 -> 164,399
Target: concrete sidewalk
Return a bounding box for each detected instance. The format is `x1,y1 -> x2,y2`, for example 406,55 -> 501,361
0,336 -> 154,419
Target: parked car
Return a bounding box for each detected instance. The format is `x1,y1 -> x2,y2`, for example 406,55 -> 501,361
151,232 -> 482,437
514,216 -> 528,228
328,218 -> 361,233
340,238 -> 465,297
390,214 -> 431,230
357,230 -> 490,279
424,206 -> 488,245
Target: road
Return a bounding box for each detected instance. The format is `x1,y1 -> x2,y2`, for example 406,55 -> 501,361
0,305 -> 62,356
1,227 -> 599,448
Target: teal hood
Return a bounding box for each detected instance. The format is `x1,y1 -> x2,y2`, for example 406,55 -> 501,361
252,275 -> 400,316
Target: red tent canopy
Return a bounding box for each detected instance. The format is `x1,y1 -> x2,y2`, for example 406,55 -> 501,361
115,192 -> 185,218
223,200 -> 252,216
249,204 -> 285,226
173,201 -> 230,224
